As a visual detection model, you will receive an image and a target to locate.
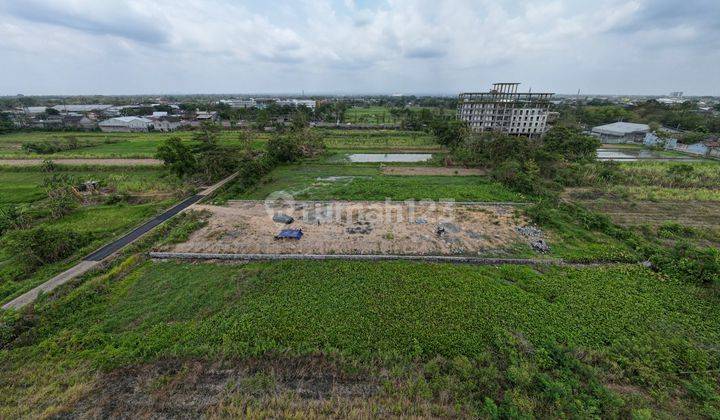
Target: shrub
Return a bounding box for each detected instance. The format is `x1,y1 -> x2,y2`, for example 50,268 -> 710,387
3,227 -> 91,273
0,204 -> 31,235
21,136 -> 89,154
650,242 -> 720,286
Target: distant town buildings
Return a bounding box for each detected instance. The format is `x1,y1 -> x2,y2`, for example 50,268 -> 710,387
591,122 -> 650,143
458,83 -> 554,135
98,116 -> 152,132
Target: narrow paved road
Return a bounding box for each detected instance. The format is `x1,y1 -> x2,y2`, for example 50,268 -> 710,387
2,172 -> 238,310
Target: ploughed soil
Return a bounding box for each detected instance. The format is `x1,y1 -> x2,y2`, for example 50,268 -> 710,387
164,201 -> 532,256
0,158 -> 162,166
577,199 -> 719,229
381,166 -> 485,176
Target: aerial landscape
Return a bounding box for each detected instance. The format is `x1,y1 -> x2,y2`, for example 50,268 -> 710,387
1,0 -> 719,418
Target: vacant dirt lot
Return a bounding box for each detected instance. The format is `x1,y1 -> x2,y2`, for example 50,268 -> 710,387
381,166 -> 485,176
579,200 -> 719,228
166,201 -> 532,256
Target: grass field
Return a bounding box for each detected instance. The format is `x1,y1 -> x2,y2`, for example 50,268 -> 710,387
220,164 -> 525,202
0,167 -> 183,205
0,129 -> 439,159
2,259 -> 718,417
0,166 -> 185,303
345,106 -> 455,125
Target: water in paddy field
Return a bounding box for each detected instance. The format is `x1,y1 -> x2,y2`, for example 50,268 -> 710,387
345,153 -> 433,163
597,149 -> 703,162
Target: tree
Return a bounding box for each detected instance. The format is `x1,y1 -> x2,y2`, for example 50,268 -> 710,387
290,111 -> 309,131
430,117 -> 469,149
156,137 -> 197,179
42,172 -> 80,219
333,102 -> 349,124
192,121 -> 220,152
542,127 -> 600,163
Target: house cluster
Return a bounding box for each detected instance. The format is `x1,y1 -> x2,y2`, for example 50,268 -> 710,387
591,121 -> 720,159
3,104 -> 225,133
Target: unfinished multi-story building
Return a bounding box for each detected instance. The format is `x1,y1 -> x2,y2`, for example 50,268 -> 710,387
458,83 -> 554,136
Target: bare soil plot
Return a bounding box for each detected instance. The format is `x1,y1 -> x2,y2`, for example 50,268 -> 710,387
381,166 -> 485,176
579,200 -> 720,228
165,201 -> 534,256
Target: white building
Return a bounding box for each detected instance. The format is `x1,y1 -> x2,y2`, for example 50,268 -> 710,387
98,116 -> 152,132
275,99 -> 317,110
458,83 -> 553,136
220,99 -> 257,109
591,122 -> 650,143
52,104 -> 113,113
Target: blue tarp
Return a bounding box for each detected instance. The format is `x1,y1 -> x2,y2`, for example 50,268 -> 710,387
276,229 -> 303,240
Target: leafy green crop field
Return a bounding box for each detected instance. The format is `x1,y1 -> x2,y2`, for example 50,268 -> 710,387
222,164 -> 525,202
2,259 -> 718,417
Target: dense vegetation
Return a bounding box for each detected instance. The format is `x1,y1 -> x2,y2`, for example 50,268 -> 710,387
1,258 -> 718,417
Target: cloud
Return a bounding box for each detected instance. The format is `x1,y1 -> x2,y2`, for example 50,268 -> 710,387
0,0 -> 718,95
0,0 -> 168,43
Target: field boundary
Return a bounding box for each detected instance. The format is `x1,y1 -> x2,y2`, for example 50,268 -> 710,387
226,199 -> 532,206
149,252 -> 565,266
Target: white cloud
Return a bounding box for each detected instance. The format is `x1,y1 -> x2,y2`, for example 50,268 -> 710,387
0,0 -> 717,95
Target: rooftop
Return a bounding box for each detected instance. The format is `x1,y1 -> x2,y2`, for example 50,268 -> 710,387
592,122 -> 650,136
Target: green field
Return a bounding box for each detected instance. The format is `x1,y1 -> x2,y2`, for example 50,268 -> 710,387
2,128 -> 720,417
345,106 -> 398,124
2,259 -> 718,417
0,129 -> 439,159
0,167 -> 182,205
345,106 -> 455,125
0,166 -> 185,303
221,164 -> 525,202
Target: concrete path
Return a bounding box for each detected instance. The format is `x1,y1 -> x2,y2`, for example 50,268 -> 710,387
0,158 -> 162,166
1,172 -> 238,311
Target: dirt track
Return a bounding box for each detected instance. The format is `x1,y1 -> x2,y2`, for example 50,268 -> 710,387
0,158 -> 162,166
164,201 -> 533,256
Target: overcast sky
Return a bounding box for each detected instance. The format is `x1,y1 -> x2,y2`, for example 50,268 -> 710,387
0,0 -> 718,96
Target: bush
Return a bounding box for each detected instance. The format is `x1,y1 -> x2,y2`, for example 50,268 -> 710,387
0,204 -> 31,235
21,136 -> 89,154
3,227 -> 91,273
650,242 -> 720,286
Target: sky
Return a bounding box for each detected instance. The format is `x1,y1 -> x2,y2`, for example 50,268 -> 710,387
0,0 -> 718,96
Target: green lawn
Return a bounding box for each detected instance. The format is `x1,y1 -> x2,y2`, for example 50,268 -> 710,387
222,164 -> 525,202
2,259 -> 718,417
